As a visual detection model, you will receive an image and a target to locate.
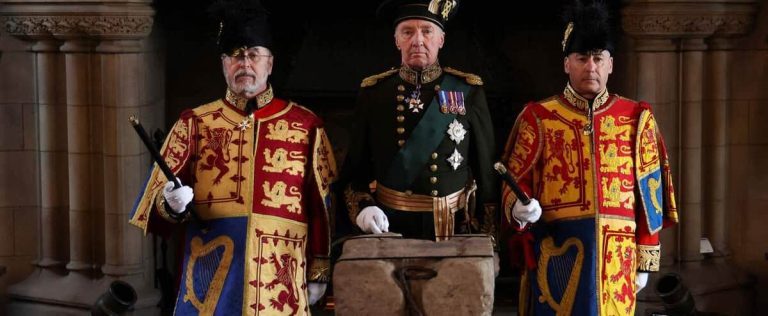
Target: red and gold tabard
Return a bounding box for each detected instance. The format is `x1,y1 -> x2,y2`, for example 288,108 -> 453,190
501,84 -> 678,316
130,86 -> 337,316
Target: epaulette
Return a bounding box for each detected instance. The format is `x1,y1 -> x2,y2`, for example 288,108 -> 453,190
360,68 -> 398,88
443,67 -> 483,86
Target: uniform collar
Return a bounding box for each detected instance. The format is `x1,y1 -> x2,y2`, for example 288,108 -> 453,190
563,82 -> 609,111
399,62 -> 442,85
224,84 -> 275,112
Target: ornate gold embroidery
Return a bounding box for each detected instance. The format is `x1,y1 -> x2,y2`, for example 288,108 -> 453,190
344,184 -> 374,223
266,120 -> 309,144
255,85 -> 274,108
184,236 -> 234,314
637,244 -> 661,272
598,116 -> 633,141
441,0 -> 456,20
563,82 -> 608,111
537,237 -> 584,316
601,177 -> 636,210
599,143 -> 632,175
308,258 -> 331,282
399,62 -> 442,85
226,84 -> 274,110
261,181 -> 303,214
360,68 -> 398,88
444,66 -> 483,85
225,89 -> 248,111
262,148 -> 306,176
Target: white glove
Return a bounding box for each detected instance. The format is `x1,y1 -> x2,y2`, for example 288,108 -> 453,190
636,272 -> 649,293
307,282 -> 327,305
356,206 -> 389,234
512,198 -> 542,226
162,178 -> 193,214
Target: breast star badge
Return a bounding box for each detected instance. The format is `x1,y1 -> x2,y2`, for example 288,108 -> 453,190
446,119 -> 466,144
446,149 -> 464,170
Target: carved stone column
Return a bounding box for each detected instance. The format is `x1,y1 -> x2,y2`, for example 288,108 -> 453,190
623,1 -> 758,314
32,39 -> 70,274
1,1 -> 160,314
703,37 -> 731,257
633,38 -> 680,266
680,37 -> 706,262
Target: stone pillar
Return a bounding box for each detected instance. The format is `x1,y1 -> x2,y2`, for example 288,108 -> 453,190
33,39 -> 70,273
1,2 -> 160,314
679,38 -> 706,262
623,1 -> 758,314
97,39 -> 157,305
61,38 -> 100,278
633,38 -> 680,265
704,38 -> 731,256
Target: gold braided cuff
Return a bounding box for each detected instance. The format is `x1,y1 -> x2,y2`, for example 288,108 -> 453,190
308,257 -> 331,283
637,244 -> 661,272
344,185 -> 374,224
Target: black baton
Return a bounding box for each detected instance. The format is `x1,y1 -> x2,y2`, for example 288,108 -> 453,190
493,162 -> 531,205
129,115 -> 199,222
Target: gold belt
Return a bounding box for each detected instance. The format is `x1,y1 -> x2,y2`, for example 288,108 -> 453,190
376,185 -> 466,241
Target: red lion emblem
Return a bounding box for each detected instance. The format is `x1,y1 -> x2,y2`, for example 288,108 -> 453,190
199,127 -> 233,184
609,244 -> 636,313
544,129 -> 577,194
264,252 -> 300,315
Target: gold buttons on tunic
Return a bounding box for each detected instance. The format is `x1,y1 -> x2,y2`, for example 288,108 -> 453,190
434,85 -> 441,91
397,105 -> 405,112
396,127 -> 405,134
397,85 -> 405,92
397,95 -> 405,102
431,190 -> 439,196
431,152 -> 438,159
397,115 -> 405,123
398,140 -> 405,147
430,177 -> 438,184
430,164 -> 438,172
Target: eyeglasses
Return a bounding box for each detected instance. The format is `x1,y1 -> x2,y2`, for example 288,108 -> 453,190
222,50 -> 272,64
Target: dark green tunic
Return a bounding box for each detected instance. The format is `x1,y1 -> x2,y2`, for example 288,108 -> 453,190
339,64 -> 498,240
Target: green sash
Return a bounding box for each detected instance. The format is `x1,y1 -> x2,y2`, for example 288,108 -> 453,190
381,75 -> 469,191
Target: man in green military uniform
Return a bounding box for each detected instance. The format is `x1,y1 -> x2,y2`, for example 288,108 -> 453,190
339,0 -> 498,241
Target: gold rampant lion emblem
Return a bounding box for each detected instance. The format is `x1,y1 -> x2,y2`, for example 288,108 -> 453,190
263,148 -> 306,176
261,181 -> 303,214
537,237 -> 584,316
266,120 -> 309,144
599,143 -> 633,175
601,176 -> 636,210
599,116 -> 633,141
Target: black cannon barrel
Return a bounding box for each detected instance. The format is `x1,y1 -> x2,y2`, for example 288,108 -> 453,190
656,272 -> 697,316
91,280 -> 137,316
